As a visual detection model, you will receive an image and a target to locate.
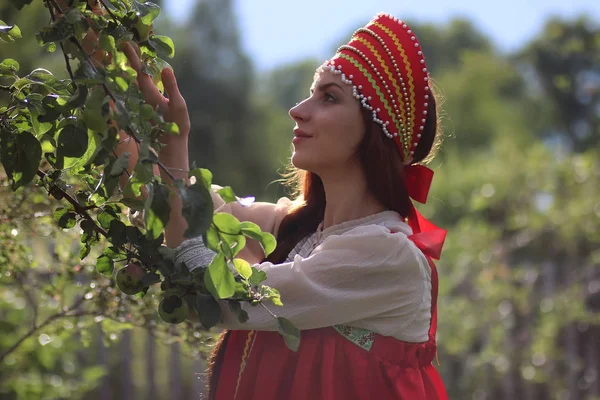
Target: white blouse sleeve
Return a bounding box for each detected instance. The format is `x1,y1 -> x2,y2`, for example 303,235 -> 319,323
217,224 -> 430,340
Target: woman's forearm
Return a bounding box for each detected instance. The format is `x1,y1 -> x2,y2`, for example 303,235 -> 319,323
158,143 -> 190,248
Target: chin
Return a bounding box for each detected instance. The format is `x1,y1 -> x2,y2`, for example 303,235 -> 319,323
291,152 -> 315,172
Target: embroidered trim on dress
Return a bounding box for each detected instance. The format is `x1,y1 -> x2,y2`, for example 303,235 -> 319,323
333,324 -> 376,351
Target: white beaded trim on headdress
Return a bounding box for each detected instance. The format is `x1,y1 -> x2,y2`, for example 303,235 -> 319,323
317,14 -> 432,165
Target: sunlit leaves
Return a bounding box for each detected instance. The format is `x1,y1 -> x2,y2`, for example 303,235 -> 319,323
0,59 -> 19,75
96,255 -> 114,277
147,35 -> 175,59
204,253 -> 236,299
0,22 -> 22,43
241,221 -> 277,257
0,0 -> 290,357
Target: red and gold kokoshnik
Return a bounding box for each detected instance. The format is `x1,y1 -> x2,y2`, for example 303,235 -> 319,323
318,13 -> 431,164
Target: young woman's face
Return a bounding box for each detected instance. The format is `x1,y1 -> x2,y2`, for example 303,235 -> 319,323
288,71 -> 366,176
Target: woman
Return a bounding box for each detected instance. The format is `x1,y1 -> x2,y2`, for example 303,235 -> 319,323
124,12 -> 448,400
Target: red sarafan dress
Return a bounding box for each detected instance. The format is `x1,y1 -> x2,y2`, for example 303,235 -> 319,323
214,267 -> 445,400
189,190 -> 448,400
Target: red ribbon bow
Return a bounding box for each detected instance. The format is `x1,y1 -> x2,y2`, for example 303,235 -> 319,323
403,165 -> 447,260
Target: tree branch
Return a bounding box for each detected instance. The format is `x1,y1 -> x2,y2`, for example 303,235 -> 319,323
45,0 -> 179,183
46,0 -> 77,88
0,295 -> 87,363
14,271 -> 38,327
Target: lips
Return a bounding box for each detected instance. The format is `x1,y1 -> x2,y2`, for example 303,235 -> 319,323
293,129 -> 312,138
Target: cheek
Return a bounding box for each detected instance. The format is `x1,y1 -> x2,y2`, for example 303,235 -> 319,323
328,108 -> 364,149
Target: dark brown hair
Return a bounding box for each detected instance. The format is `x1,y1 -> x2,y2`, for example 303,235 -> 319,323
205,83 -> 444,399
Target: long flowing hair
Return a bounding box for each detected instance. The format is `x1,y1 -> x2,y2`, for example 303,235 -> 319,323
205,84 -> 445,399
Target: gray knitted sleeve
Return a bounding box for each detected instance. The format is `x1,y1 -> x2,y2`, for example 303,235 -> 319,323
173,237 -> 217,271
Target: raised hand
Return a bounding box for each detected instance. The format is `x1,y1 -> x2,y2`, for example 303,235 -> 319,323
122,42 -> 191,145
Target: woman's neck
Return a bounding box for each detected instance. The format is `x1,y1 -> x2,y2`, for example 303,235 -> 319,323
319,166 -> 386,230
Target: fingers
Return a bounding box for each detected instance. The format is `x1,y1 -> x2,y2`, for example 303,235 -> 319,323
122,42 -> 142,72
161,68 -> 184,106
138,72 -> 168,110
122,42 -> 167,110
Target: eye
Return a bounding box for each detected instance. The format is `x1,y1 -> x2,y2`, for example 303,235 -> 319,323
323,92 -> 336,103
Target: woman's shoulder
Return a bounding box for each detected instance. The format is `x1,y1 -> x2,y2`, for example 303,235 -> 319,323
318,211 -> 428,277
211,184 -> 295,235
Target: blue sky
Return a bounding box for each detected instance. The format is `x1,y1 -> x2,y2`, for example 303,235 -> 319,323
167,0 -> 599,71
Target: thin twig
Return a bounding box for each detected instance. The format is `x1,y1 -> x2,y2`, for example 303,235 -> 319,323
46,0 -> 77,88
98,0 -> 119,23
46,0 -> 63,14
36,170 -> 109,237
260,302 -> 277,319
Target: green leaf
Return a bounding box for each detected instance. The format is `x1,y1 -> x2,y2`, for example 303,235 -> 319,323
240,221 -> 263,241
204,253 -> 236,299
262,286 -> 283,306
80,229 -> 99,260
226,300 -> 249,324
204,224 -> 220,253
0,58 -> 19,75
66,85 -> 89,110
107,220 -> 127,247
36,17 -> 74,44
99,34 -> 116,52
121,197 -> 145,212
0,130 -> 42,190
232,258 -> 252,280
259,232 -> 277,258
109,152 -> 130,177
141,272 -> 161,287
0,23 -> 22,43
277,317 -> 301,352
162,122 -> 179,135
97,210 -> 118,230
248,267 -> 267,286
144,183 -> 171,239
221,233 -> 246,258
82,87 -> 110,132
242,222 -> 276,257
102,246 -> 126,260
213,212 -> 241,235
29,109 -> 53,137
194,294 -> 222,329
148,35 -> 175,58
175,181 -> 214,239
216,186 -> 236,203
57,124 -> 88,158
189,168 -> 212,190
135,1 -> 161,24
96,255 -> 114,277
54,207 -> 77,229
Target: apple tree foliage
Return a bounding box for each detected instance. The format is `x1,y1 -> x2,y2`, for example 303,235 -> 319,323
0,0 -> 300,367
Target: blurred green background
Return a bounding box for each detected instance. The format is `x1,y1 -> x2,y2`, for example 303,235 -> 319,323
1,0 -> 599,399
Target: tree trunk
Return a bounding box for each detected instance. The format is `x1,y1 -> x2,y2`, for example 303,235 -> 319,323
146,329 -> 158,400
169,341 -> 183,399
97,325 -> 112,400
121,330 -> 134,400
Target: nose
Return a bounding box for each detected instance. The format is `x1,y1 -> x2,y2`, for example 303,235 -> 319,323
289,99 -> 309,123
